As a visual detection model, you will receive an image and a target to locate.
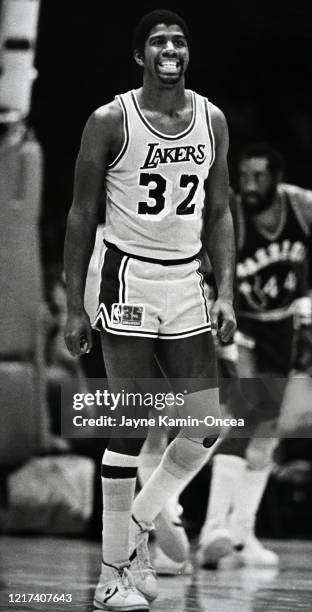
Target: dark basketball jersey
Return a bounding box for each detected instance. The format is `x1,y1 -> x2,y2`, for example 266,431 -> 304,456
237,184 -> 310,322
235,184 -> 311,373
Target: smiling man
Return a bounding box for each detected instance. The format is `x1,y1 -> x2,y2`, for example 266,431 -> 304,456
64,9 -> 236,611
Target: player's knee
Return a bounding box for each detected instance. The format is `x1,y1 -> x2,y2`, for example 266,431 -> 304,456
181,431 -> 220,447
178,386 -> 221,443
166,433 -> 219,479
246,437 -> 278,470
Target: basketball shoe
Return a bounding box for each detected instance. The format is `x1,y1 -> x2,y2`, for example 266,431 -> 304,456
153,545 -> 193,576
231,535 -> 279,567
155,498 -> 190,564
197,527 -> 233,568
93,561 -> 149,611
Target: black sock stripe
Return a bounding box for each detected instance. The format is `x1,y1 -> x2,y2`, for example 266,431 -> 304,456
101,465 -> 138,479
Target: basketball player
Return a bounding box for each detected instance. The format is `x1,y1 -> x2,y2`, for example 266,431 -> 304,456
198,142 -> 312,568
64,10 -> 236,611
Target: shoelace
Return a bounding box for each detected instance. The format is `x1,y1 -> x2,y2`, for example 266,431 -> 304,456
103,560 -> 136,591
131,515 -> 156,574
114,563 -> 137,591
119,566 -> 136,589
137,530 -> 156,573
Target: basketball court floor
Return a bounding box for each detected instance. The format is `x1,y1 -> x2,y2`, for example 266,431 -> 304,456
1,536 -> 311,611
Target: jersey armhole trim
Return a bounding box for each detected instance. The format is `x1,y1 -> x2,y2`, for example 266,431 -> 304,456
285,192 -> 310,236
108,95 -> 129,169
204,99 -> 215,168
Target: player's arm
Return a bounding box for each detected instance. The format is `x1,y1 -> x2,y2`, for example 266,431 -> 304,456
294,185 -> 312,229
291,185 -> 312,297
287,186 -> 312,374
64,102 -> 119,356
203,105 -> 236,342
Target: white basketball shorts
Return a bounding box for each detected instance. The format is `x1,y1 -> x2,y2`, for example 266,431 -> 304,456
92,243 -> 211,340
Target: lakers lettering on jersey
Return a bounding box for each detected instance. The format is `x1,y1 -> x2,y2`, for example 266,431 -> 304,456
103,89 -> 215,260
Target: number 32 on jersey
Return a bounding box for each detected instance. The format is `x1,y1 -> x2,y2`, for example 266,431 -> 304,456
138,172 -> 200,219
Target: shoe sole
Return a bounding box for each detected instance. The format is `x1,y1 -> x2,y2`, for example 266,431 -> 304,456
234,556 -> 279,568
199,536 -> 233,567
155,566 -> 183,576
155,561 -> 193,576
93,598 -> 149,611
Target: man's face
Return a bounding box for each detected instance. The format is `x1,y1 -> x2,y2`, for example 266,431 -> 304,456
239,157 -> 278,214
140,23 -> 189,86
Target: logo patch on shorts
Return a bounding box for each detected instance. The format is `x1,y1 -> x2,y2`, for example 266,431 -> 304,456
111,303 -> 144,326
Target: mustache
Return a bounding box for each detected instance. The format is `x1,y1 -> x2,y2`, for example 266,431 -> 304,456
241,191 -> 274,215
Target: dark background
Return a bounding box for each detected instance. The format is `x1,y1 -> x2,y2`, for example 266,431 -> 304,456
29,0 -> 312,270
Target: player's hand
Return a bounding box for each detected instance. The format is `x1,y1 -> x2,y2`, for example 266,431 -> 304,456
210,298 -> 236,343
64,309 -> 93,356
292,324 -> 312,376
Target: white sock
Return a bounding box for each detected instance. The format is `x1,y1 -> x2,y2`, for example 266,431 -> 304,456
101,449 -> 139,565
133,434 -> 216,527
230,465 -> 271,545
136,435 -> 209,563
137,427 -> 169,485
138,449 -> 164,486
199,454 -> 246,544
139,445 -> 208,510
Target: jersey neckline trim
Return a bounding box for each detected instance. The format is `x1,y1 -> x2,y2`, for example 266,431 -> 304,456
130,89 -> 196,140
252,193 -> 286,241
241,192 -> 287,243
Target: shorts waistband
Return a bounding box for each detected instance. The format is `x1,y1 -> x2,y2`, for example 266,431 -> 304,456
104,240 -> 201,266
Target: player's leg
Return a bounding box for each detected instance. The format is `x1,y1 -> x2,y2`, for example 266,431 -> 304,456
94,333 -> 158,611
138,404 -> 192,575
198,341 -> 282,568
128,256 -> 216,551
197,340 -> 252,566
227,363 -> 285,567
136,344 -> 196,575
229,423 -> 279,567
197,453 -> 247,567
132,332 -> 221,532
195,339 -> 245,561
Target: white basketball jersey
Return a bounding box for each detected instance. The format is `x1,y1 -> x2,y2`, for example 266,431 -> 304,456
104,89 -> 215,260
